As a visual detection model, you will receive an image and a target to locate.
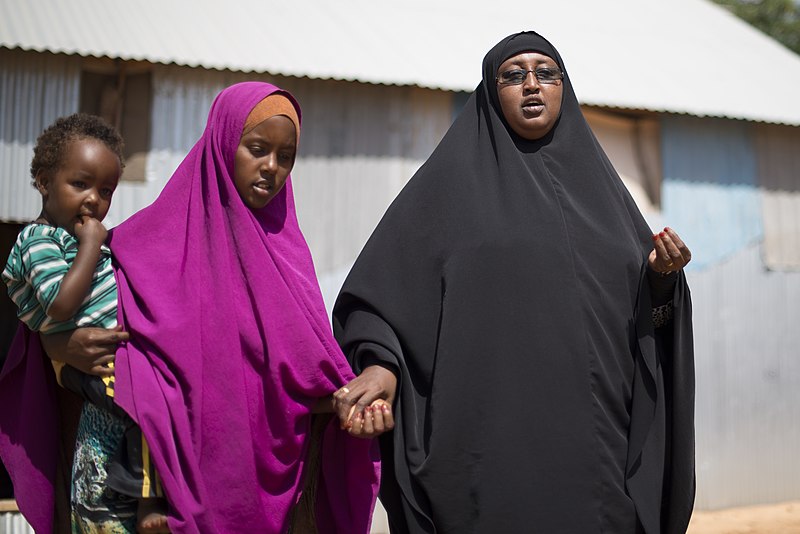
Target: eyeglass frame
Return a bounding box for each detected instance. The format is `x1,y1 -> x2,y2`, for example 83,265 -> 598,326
495,67 -> 564,86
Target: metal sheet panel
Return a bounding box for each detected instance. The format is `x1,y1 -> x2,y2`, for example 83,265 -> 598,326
0,49 -> 80,223
661,116 -> 762,270
754,124 -> 800,270
691,242 -> 800,509
2,0 -> 800,125
583,109 -> 661,216
0,512 -> 34,534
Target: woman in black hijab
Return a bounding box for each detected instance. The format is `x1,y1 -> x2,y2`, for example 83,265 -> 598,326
333,31 -> 694,534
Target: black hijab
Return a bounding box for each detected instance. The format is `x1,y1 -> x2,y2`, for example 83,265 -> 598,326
335,31 -> 694,534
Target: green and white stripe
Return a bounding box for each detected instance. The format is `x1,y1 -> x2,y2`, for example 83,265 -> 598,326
2,223 -> 117,333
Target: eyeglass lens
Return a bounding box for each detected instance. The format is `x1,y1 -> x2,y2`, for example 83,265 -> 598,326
498,68 -> 563,85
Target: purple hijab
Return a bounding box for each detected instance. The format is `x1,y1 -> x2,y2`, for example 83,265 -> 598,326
0,82 -> 379,534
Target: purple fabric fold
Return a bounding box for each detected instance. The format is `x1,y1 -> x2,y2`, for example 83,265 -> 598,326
0,325 -> 58,533
109,81 -> 379,534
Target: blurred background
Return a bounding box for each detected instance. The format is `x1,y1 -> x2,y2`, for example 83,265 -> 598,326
1,0 -> 799,532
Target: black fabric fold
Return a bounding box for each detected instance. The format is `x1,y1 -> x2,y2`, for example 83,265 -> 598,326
334,30 -> 694,534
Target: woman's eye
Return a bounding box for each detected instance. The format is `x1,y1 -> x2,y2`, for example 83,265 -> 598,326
279,152 -> 295,163
536,68 -> 561,81
101,188 -> 114,198
72,181 -> 87,189
501,70 -> 526,83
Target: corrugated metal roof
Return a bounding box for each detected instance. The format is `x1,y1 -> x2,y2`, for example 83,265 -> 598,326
2,0 -> 800,125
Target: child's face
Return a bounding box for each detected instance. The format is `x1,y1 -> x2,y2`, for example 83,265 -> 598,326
36,138 -> 121,234
234,115 -> 297,210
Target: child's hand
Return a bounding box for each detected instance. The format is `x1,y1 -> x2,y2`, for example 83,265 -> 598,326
74,216 -> 108,247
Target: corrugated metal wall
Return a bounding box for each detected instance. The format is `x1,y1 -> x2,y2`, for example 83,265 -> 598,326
285,78 -> 453,276
690,242 -> 800,509
0,49 -> 80,223
0,512 -> 33,534
661,115 -> 800,509
755,123 -> 800,270
662,117 -> 763,270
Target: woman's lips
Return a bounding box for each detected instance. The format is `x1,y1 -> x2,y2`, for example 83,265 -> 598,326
253,180 -> 272,197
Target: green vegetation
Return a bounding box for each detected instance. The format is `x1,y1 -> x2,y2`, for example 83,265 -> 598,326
713,0 -> 800,55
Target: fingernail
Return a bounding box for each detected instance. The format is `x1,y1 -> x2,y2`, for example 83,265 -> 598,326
659,232 -> 665,238
382,404 -> 390,412
664,227 -> 670,232
651,234 -> 659,241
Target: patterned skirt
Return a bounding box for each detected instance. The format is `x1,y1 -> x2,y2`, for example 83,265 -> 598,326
71,402 -> 137,534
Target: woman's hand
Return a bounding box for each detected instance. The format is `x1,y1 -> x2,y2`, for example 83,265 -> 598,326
40,326 -> 129,377
333,365 -> 397,439
649,227 -> 691,273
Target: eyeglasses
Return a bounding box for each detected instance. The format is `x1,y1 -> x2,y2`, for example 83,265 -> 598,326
496,67 -> 564,85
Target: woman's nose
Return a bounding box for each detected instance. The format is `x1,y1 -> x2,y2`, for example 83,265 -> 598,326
522,71 -> 540,91
261,154 -> 277,174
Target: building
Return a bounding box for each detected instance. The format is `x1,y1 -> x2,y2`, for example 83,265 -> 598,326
2,0 -> 800,530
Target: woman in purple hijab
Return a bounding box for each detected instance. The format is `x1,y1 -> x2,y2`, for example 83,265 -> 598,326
0,82 -> 381,534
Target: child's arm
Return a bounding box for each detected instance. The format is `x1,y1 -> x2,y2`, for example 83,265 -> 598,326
47,217 -> 107,321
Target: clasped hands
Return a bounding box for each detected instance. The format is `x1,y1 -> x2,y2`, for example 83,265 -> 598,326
333,365 -> 397,439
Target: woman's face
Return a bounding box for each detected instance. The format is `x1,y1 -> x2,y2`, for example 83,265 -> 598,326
496,51 -> 563,140
234,115 -> 297,210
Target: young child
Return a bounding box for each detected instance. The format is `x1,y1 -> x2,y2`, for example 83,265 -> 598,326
2,114 -> 168,533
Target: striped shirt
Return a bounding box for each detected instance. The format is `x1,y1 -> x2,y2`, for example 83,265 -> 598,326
2,223 -> 118,333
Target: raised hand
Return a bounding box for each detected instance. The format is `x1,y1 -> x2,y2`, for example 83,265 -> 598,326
649,227 -> 691,273
74,215 -> 108,247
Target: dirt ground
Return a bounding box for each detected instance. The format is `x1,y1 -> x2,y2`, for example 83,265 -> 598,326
688,501 -> 800,534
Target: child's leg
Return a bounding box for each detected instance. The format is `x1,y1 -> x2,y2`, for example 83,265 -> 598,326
106,423 -> 169,532
137,498 -> 170,533
59,366 -> 169,531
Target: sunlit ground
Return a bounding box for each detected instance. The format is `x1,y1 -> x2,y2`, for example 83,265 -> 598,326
689,501 -> 800,534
